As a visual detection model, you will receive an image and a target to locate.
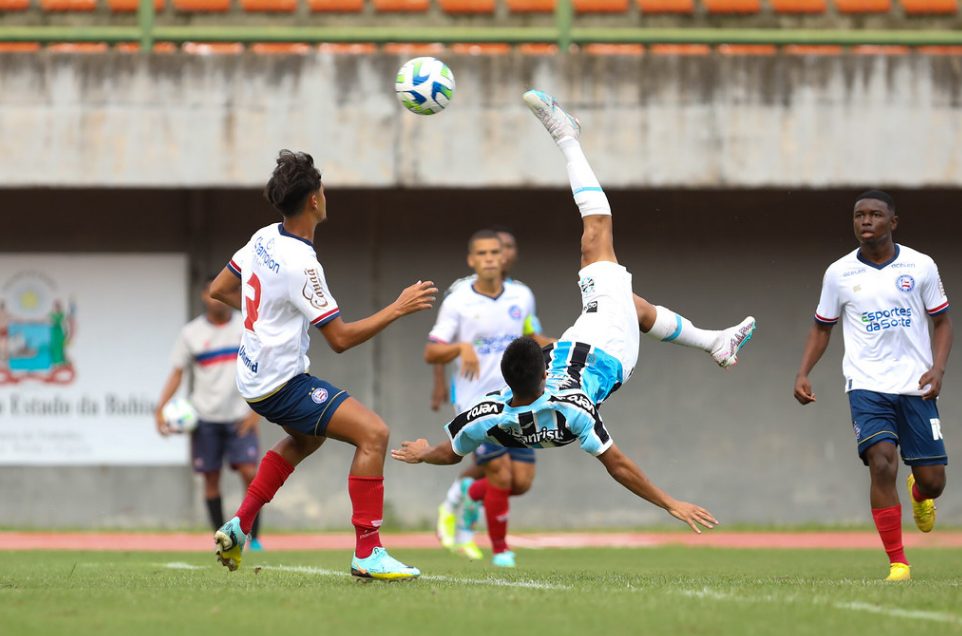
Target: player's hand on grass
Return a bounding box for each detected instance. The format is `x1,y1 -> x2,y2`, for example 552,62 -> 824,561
667,500 -> 719,534
391,439 -> 430,464
919,367 -> 944,400
793,374 -> 816,405
394,281 -> 438,317
459,343 -> 480,380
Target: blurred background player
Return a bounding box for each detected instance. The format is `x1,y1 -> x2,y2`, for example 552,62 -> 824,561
210,150 -> 437,580
794,191 -> 953,582
155,279 -> 263,549
425,229 -> 547,564
394,90 -> 755,567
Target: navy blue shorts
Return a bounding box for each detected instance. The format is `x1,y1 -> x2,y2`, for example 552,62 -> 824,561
191,420 -> 259,473
848,389 -> 947,466
248,374 -> 350,437
474,444 -> 536,466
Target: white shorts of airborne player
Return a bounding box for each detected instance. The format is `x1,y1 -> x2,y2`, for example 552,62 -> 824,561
559,261 -> 639,379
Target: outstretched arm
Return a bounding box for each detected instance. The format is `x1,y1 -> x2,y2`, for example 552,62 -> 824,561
391,438 -> 463,466
320,281 -> 437,354
793,322 -> 833,404
596,444 -> 718,534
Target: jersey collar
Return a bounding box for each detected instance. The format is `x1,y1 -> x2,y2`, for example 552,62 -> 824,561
857,243 -> 900,270
277,223 -> 315,248
470,282 -> 505,301
503,391 -> 548,414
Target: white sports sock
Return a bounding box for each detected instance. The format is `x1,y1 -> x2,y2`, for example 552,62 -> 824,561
644,305 -> 719,352
443,479 -> 463,511
559,138 -> 611,218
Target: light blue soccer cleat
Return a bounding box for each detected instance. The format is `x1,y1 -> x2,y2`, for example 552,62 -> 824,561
214,516 -> 248,572
492,551 -> 516,568
460,478 -> 482,530
711,316 -> 756,369
522,90 -> 582,143
249,537 -> 264,552
351,547 -> 421,581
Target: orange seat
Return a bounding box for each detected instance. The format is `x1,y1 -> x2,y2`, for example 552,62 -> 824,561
172,0 -> 229,10
704,0 -> 760,12
373,0 -> 429,10
440,0 -> 495,11
0,42 -> 40,51
251,43 -> 312,53
637,0 -> 694,13
584,43 -> 645,55
383,42 -> 444,54
650,43 -> 710,55
852,44 -> 909,54
507,0 -> 554,10
242,0 -> 296,9
902,0 -> 956,12
317,42 -> 377,53
450,42 -> 511,54
784,44 -> 843,54
718,44 -> 776,55
771,0 -> 826,11
41,0 -> 97,10
183,41 -> 244,54
48,43 -> 109,51
308,0 -> 362,9
0,0 -> 30,9
520,43 -> 558,55
108,0 -> 165,11
835,0 -> 889,11
917,45 -> 962,54
574,0 -> 628,11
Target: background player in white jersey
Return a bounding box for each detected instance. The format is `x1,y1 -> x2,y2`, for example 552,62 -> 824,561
209,150 -> 437,581
155,279 -> 263,548
794,190 -> 953,582
426,229 -> 544,565
393,90 -> 756,566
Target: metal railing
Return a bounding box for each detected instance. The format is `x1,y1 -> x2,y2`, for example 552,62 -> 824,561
0,0 -> 961,49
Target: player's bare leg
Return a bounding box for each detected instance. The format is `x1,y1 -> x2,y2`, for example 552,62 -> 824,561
908,464 -> 944,534
524,88 -> 755,368
864,442 -> 911,581
510,460 -> 535,496
324,397 -> 420,580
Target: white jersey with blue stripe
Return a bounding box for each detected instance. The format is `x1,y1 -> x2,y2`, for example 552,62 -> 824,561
815,244 -> 949,395
444,385 -> 613,457
227,223 -> 340,400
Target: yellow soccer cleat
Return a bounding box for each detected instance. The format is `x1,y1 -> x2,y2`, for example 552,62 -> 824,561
907,474 -> 936,533
886,562 -> 911,582
454,540 -> 484,561
214,517 -> 248,572
436,504 -> 456,550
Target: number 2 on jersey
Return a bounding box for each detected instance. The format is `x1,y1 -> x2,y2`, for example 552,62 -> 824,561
244,272 -> 262,331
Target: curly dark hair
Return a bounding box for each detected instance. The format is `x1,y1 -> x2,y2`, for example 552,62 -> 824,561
264,150 -> 322,217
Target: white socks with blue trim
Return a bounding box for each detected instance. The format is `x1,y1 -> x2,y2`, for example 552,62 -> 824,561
559,138 -> 611,218
645,305 -> 719,351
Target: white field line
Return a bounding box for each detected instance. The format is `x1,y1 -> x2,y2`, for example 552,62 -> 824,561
157,562 -> 570,590
678,587 -> 962,625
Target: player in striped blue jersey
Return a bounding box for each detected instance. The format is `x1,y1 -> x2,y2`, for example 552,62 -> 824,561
393,91 -> 755,565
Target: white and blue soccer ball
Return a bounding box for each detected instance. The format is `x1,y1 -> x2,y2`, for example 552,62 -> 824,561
162,397 -> 199,434
395,57 -> 456,116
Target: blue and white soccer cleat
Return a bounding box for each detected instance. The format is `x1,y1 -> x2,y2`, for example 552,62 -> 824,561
711,316 -> 756,369
492,551 -> 516,568
351,547 -> 421,581
214,516 -> 248,572
249,537 -> 264,552
522,90 -> 581,143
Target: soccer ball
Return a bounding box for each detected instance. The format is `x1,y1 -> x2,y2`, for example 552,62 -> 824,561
162,397 -> 199,434
395,57 -> 456,116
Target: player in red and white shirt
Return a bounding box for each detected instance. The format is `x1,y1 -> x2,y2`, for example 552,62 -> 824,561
210,150 -> 437,580
795,190 -> 953,582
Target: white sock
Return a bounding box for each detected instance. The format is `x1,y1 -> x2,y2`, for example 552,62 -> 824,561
644,305 -> 719,352
442,478 -> 463,511
559,138 -> 611,218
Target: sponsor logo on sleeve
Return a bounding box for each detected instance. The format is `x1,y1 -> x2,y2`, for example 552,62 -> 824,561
579,277 -> 595,296
466,401 -> 503,421
302,268 -> 329,310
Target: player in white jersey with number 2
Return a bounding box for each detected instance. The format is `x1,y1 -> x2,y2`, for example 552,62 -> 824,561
209,150 -> 437,580
795,190 -> 953,582
394,91 -> 757,565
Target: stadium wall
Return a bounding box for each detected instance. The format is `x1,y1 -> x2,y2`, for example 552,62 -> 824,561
2,51 -> 962,188
0,189 -> 959,529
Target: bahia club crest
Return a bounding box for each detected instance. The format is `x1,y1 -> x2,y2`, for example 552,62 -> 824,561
0,271 -> 76,386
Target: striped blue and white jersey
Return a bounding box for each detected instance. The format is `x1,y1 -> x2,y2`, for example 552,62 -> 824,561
443,340 -> 624,457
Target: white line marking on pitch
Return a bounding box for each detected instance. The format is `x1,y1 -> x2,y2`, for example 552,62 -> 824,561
678,587 -> 962,625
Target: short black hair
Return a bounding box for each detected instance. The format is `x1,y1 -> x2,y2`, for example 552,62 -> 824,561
467,229 -> 501,253
264,150 -> 322,217
501,337 -> 546,398
855,190 -> 896,214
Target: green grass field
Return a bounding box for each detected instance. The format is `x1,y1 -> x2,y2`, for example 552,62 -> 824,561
2,548 -> 961,636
